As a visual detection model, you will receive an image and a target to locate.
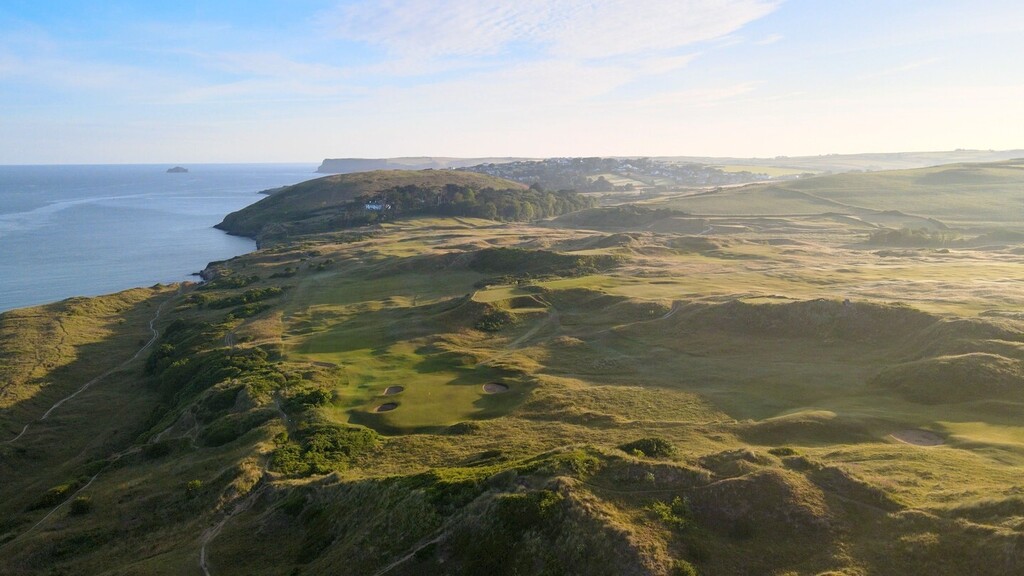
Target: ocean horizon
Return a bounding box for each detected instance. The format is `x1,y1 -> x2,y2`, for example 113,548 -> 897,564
0,163 -> 319,313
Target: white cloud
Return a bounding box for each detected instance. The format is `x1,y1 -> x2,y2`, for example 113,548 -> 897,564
754,33 -> 783,45
324,0 -> 781,60
857,57 -> 942,81
634,82 -> 758,109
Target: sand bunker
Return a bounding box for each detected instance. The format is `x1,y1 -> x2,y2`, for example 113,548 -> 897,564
382,386 -> 404,396
483,382 -> 510,394
891,429 -> 944,446
375,402 -> 398,412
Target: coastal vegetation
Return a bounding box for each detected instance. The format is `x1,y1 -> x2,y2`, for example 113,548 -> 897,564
216,170 -> 596,242
3,163 -> 1024,574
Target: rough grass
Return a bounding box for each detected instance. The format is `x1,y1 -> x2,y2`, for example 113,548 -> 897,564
6,199 -> 1024,576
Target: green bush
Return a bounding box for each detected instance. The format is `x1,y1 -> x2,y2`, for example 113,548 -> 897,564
272,424 -> 378,476
185,479 -> 203,498
284,387 -> 333,412
205,286 -> 287,309
496,490 -> 564,532
28,481 -> 82,511
618,437 -> 676,458
198,274 -> 260,291
648,496 -> 692,530
672,559 -> 699,576
226,302 -> 273,319
446,421 -> 481,435
475,309 -> 517,332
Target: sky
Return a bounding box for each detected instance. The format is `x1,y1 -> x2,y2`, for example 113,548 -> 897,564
1,0 -> 1023,163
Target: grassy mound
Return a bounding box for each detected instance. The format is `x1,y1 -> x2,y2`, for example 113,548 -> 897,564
740,411 -> 876,446
674,299 -> 936,342
870,353 -> 1024,404
550,205 -> 686,230
690,468 -> 832,537
469,247 -> 620,278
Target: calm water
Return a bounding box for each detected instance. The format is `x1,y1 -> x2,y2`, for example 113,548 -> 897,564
0,164 -> 318,313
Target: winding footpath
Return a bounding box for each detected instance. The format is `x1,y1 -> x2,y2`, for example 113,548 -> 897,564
5,290 -> 176,445
199,483 -> 267,576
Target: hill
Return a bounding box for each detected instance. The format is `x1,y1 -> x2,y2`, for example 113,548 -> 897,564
6,159 -> 1024,574
638,159 -> 1024,243
656,149 -> 1024,173
317,157 -> 534,174
216,170 -> 588,242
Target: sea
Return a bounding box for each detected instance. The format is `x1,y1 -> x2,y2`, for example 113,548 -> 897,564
0,164 -> 319,313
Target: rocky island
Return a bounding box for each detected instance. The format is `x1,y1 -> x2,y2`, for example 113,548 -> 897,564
166,166 -> 188,173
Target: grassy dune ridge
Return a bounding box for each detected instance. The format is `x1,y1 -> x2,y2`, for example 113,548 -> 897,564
2,163 -> 1024,575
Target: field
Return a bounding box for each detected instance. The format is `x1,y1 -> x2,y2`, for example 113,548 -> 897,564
2,164 -> 1024,575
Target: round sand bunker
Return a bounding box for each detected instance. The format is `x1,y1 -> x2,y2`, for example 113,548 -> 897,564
374,402 -> 398,413
382,386 -> 404,396
891,429 -> 944,446
483,382 -> 510,394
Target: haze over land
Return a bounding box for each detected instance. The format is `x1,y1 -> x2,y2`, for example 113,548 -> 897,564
2,1 -> 1024,163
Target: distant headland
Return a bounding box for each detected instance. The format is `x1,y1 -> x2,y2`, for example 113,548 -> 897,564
316,157 -> 531,174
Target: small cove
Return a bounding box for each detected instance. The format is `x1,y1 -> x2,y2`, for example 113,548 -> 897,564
0,163 -> 317,313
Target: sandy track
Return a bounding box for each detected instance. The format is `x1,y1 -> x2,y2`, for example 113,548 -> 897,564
891,429 -> 944,446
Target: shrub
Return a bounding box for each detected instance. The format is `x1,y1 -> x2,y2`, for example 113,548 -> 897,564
185,479 -> 203,498
618,437 -> 676,458
495,490 -> 564,533
205,287 -> 287,310
672,559 -> 699,576
272,423 -> 378,476
446,421 -> 481,435
284,387 -> 333,412
552,449 -> 602,478
226,302 -> 273,319
648,496 -> 692,530
198,274 -> 260,291
28,481 -> 82,511
475,309 -> 517,332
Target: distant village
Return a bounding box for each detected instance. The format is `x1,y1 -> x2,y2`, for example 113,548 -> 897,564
459,157 -> 772,192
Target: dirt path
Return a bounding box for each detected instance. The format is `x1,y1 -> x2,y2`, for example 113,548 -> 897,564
660,301 -> 681,320
5,290 -> 176,445
476,311 -> 560,367
199,484 -> 267,576
20,473 -> 100,535
891,429 -> 944,446
370,531 -> 448,576
0,443 -> 143,550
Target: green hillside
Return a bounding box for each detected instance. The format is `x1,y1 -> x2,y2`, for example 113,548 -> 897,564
4,165 -> 1024,574
656,160 -> 1024,230
217,170 -> 529,239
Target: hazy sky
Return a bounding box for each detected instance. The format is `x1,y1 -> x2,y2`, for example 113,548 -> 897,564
2,0 -> 1023,163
